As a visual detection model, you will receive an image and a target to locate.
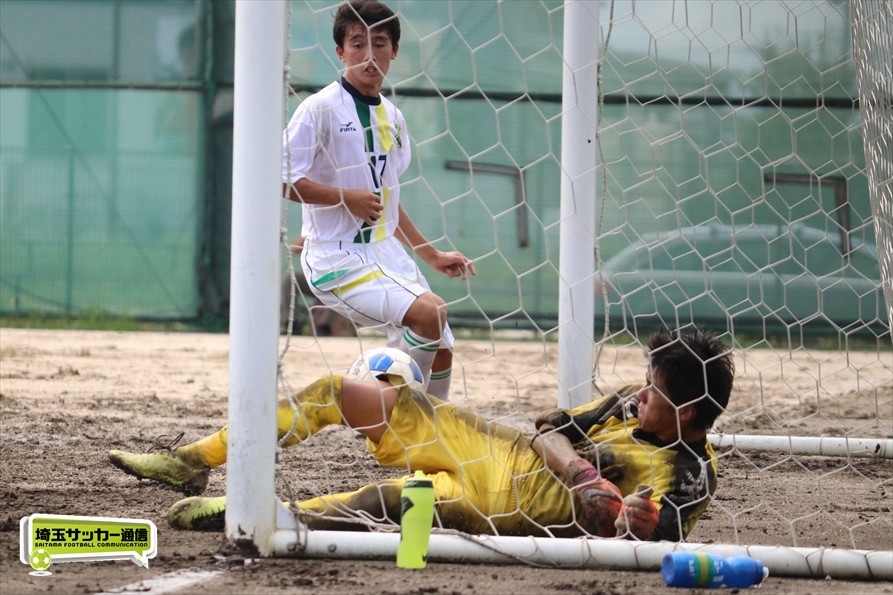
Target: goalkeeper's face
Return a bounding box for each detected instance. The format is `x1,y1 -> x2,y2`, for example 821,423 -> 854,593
636,369 -> 696,442
337,23 -> 398,96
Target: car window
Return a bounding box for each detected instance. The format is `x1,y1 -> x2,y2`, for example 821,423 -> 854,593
648,243 -> 675,270
802,240 -> 845,277
848,244 -> 881,279
734,235 -> 773,271
602,225 -> 880,283
707,248 -> 759,274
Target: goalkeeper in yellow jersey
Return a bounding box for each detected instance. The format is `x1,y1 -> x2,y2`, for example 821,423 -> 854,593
109,329 -> 734,541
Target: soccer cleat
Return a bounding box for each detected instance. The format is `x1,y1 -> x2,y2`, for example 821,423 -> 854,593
109,446 -> 210,496
168,496 -> 226,531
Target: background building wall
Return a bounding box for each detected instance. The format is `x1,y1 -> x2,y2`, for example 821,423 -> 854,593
1,0 -> 884,334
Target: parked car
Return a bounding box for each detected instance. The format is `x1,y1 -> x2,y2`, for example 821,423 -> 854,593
594,222 -> 885,333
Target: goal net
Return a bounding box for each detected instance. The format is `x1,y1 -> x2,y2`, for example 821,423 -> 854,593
231,0 -> 892,580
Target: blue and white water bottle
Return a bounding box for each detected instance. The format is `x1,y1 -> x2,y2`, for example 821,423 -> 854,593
662,551 -> 769,589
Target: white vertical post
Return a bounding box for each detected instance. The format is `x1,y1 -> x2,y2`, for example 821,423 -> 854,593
558,0 -> 599,409
227,0 -> 286,555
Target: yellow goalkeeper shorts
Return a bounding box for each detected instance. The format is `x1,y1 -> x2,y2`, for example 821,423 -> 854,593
365,386 -> 535,532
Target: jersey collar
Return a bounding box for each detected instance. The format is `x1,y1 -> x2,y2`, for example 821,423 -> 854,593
632,428 -> 710,457
340,77 -> 382,106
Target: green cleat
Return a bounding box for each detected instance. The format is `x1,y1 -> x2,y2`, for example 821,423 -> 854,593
109,447 -> 210,496
168,496 -> 227,531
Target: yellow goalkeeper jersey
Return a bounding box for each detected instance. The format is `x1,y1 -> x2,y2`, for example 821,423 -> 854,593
302,383 -> 718,541
524,384 -> 718,541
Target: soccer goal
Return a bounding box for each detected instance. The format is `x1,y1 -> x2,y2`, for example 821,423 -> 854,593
228,0 -> 892,580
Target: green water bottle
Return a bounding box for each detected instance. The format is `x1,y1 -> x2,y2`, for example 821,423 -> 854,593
396,470 -> 435,569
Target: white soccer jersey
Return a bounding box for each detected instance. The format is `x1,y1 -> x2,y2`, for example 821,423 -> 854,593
282,79 -> 410,244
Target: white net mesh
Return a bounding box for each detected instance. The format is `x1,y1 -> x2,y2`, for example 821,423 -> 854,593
273,0 -> 892,576
852,0 -> 893,320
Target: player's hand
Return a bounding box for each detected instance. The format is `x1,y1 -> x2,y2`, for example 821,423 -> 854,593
614,484 -> 659,540
428,251 -> 476,280
564,459 -> 622,538
289,236 -> 306,254
343,190 -> 384,225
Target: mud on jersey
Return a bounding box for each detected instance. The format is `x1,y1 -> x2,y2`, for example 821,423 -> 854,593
534,384 -> 718,541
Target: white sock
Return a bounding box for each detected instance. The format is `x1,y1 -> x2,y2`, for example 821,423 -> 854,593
399,329 -> 440,387
427,367 -> 452,401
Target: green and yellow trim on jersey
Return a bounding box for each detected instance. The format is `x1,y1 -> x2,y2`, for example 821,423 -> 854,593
351,97 -> 394,244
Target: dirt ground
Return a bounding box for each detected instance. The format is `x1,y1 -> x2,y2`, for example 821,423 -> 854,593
1,328 -> 891,595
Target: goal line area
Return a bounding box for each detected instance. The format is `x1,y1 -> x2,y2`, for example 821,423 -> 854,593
228,0 -> 892,580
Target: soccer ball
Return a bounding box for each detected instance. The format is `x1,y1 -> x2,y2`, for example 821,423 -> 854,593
29,548 -> 51,571
345,347 -> 425,392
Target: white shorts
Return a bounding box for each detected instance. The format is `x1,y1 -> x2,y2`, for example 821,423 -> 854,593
300,236 -> 454,349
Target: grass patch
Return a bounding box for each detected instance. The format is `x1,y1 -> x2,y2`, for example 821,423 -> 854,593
0,312 -> 228,333
2,311 -> 886,351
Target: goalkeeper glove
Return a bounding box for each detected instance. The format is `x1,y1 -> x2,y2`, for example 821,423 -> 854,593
614,484 -> 659,540
564,458 -> 622,538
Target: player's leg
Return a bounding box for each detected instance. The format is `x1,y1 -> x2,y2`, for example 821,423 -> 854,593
370,388 -> 527,533
108,377 -> 398,494
426,325 -> 455,401
166,396 -> 525,533
398,290 -> 448,395
304,240 -> 452,396
168,471 -> 495,534
167,478 -> 406,531
384,239 -> 457,400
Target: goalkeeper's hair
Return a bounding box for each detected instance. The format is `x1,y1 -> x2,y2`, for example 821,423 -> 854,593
647,328 -> 735,431
333,0 -> 401,47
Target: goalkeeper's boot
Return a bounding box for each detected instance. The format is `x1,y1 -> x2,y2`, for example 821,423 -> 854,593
109,433 -> 210,496
168,496 -> 227,531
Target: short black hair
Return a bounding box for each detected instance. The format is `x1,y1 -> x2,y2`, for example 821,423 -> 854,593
333,0 -> 401,48
647,328 -> 735,431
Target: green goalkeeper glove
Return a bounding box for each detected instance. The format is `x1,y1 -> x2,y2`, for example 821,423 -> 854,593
564,458 -> 622,538
614,484 -> 659,540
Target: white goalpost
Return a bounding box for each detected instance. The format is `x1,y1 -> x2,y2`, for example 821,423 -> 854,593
227,0 -> 286,555
228,0 -> 893,579
558,0 -> 599,409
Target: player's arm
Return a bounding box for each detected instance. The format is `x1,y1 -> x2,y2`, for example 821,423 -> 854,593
532,387 -> 657,539
289,235 -> 305,254
282,180 -> 382,225
395,204 -> 476,280
532,402 -> 623,537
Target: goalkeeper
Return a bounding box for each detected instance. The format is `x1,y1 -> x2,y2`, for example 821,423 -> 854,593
283,0 -> 475,400
109,329 -> 735,541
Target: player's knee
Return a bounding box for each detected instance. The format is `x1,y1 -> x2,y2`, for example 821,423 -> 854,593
424,293 -> 447,321
432,297 -> 448,328
406,293 -> 448,336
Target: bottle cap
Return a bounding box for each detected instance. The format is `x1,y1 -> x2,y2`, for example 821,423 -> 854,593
745,557 -> 769,585
405,470 -> 433,488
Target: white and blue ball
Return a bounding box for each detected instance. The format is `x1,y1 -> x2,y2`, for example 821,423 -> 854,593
346,347 -> 425,392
